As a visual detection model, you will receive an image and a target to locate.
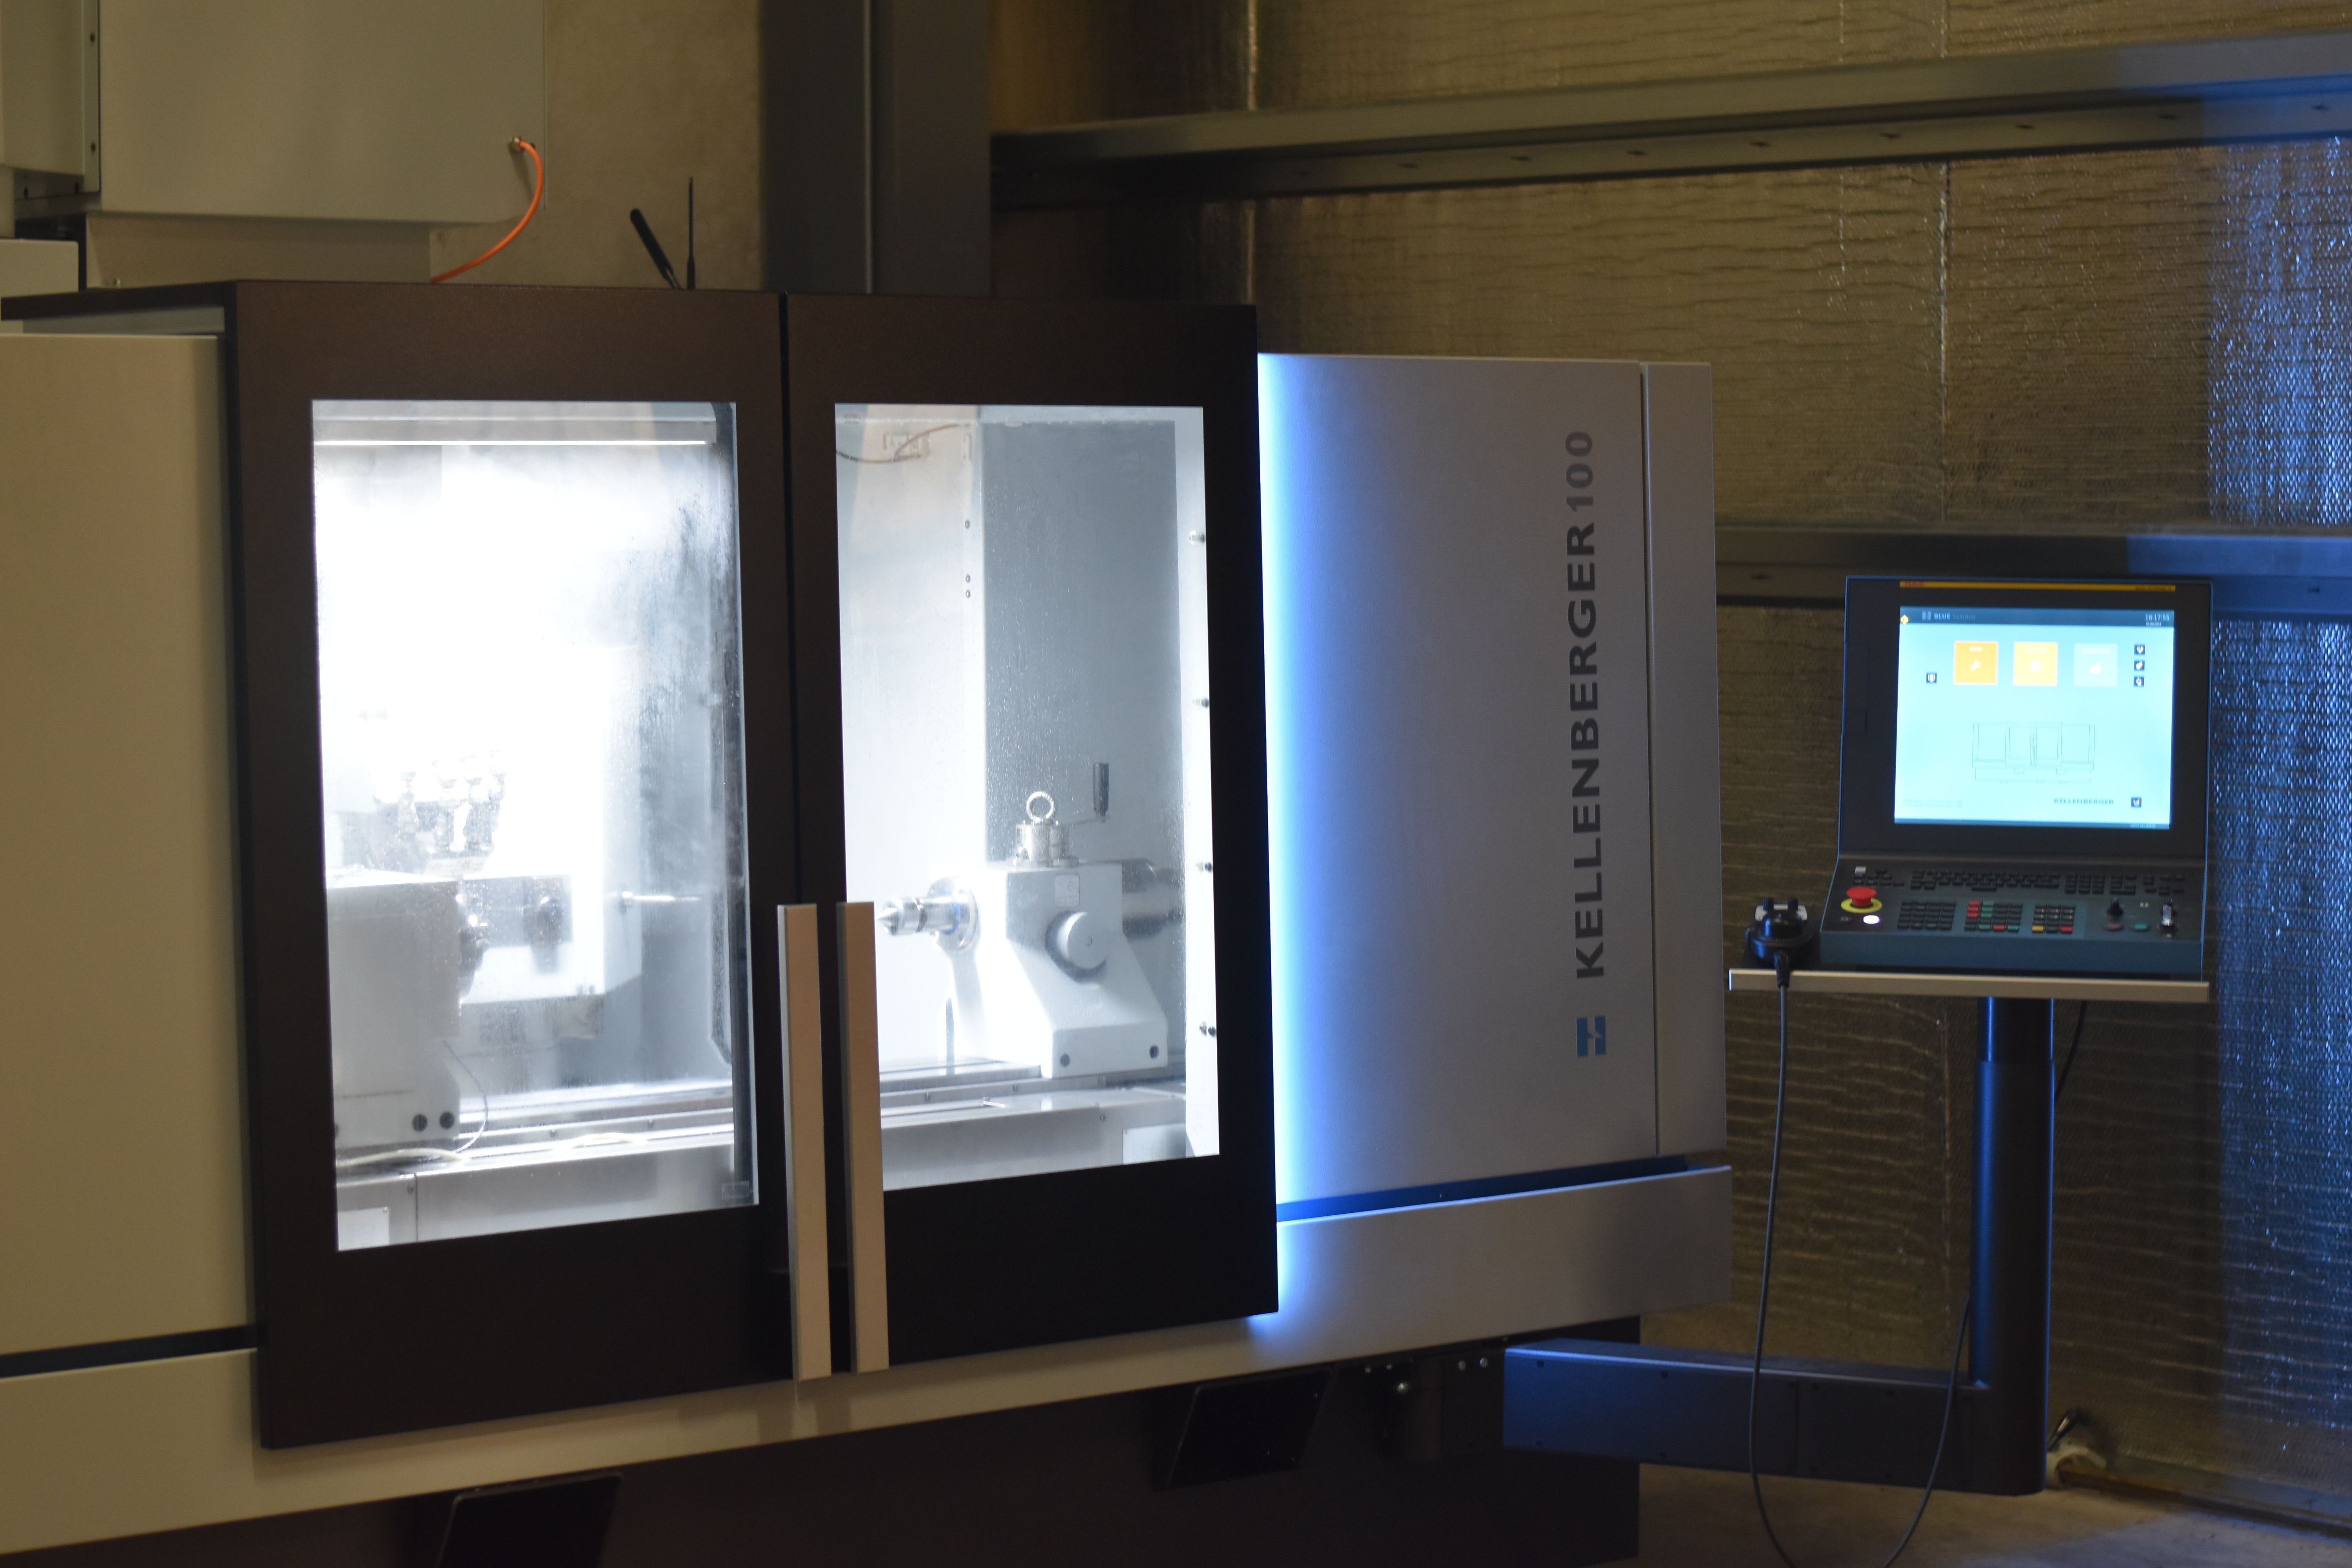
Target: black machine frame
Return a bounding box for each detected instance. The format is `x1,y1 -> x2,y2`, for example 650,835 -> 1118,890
782,294 -> 1278,1366
1835,576 -> 2213,864
196,282 -> 794,1446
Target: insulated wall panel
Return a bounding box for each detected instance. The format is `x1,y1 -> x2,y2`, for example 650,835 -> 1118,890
1947,140 -> 2352,530
989,16 -> 2352,1499
2200,619 -> 2352,1489
1948,0 -> 2352,54
1251,169 -> 1947,527
2205,140 -> 2352,528
1255,0 -> 1941,107
1647,606 -> 1976,1371
989,0 -> 1252,129
1945,150 -> 2218,529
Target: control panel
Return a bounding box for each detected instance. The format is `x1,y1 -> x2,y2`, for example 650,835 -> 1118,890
1817,860 -> 2204,978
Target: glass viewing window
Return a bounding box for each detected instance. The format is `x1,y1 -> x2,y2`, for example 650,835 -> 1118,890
312,399 -> 754,1250
835,404 -> 1219,1190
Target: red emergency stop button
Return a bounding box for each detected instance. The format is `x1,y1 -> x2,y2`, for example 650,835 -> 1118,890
1840,884 -> 1883,915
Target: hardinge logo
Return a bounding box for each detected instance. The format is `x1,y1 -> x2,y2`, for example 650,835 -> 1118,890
1576,1015 -> 1608,1058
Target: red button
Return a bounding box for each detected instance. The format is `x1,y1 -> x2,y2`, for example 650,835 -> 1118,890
1846,885 -> 1877,903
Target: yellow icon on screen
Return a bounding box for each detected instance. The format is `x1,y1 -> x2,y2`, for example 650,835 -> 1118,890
1954,641 -> 1999,684
2013,641 -> 2058,686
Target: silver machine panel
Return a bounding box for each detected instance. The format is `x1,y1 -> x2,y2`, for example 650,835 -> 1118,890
1262,355 -> 1724,1208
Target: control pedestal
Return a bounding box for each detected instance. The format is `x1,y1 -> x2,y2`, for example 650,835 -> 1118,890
1507,969 -> 2205,1494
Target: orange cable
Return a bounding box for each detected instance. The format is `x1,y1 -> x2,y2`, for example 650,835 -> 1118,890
430,138 -> 544,283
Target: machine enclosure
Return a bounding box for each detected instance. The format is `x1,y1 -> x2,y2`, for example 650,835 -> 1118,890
0,301 -> 1729,1552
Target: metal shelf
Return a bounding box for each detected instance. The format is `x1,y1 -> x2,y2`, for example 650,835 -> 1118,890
1714,527 -> 2352,619
1728,966 -> 2209,1003
996,30 -> 2352,208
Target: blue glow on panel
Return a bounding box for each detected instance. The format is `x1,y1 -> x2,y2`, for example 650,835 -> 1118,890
2211,619 -> 2352,1475
2203,145 -> 2352,1483
2211,142 -> 2352,526
1275,1156 -> 1687,1223
1259,354 -> 1310,1208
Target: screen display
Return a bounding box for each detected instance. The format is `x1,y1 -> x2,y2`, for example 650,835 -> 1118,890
1893,604 -> 2176,828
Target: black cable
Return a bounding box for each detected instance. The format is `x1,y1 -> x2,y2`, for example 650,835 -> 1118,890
1749,966 -> 1802,1566
1749,963 -> 1973,1568
630,207 -> 681,289
2056,1000 -> 2090,1103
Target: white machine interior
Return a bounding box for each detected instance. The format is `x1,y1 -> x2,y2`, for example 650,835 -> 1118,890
836,404 -> 1219,1191
312,399 -> 755,1249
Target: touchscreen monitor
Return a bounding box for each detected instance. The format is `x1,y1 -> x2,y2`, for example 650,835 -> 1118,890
1893,603 -> 2176,830
1836,577 -> 2210,862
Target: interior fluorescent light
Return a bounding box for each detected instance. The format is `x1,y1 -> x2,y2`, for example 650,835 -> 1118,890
314,439 -> 713,448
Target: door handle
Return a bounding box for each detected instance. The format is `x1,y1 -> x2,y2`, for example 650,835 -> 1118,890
837,907 -> 889,1373
778,905 -> 832,1380
839,902 -> 889,1372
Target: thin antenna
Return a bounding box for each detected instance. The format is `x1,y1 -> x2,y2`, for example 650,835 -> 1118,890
686,178 -> 697,290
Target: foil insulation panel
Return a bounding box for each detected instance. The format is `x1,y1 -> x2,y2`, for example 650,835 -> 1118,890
2205,618 -> 2352,1488
1249,169 -> 1949,527
1649,607 -> 1978,1370
2209,140 -> 2352,529
990,0 -> 2352,125
991,97 -> 2352,1493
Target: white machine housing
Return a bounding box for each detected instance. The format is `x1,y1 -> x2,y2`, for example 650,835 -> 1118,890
0,334 -> 1726,1554
1263,354 -> 1726,1210
2,1 -> 545,287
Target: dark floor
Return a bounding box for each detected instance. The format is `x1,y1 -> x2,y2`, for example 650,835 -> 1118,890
1633,1467 -> 2352,1566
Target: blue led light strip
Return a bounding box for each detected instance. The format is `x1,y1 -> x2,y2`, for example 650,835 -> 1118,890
1275,1155 -> 1691,1223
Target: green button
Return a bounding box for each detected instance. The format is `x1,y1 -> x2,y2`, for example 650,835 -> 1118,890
2133,922 -> 2149,931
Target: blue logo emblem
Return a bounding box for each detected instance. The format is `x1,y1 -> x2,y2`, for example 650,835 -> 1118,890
1577,1016 -> 1607,1058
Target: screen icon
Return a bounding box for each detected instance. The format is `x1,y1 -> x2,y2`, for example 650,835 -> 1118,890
2014,641 -> 2058,686
2133,659 -> 2144,671
2133,675 -> 2146,688
2135,643 -> 2147,655
2073,643 -> 2117,687
1926,671 -> 1938,683
1955,641 -> 1998,685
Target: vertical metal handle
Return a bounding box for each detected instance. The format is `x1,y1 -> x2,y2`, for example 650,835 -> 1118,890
778,905 -> 832,1381
839,902 -> 889,1372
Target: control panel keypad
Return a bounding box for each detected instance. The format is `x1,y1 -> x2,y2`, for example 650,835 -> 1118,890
1897,900 -> 1956,932
1964,900 -> 2024,933
1832,864 -> 2195,945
